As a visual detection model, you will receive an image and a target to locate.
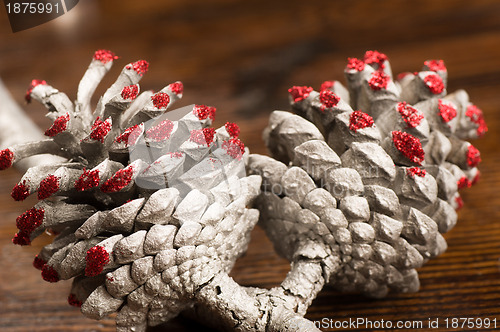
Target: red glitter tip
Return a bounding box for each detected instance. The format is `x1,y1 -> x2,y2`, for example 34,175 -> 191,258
90,117 -> 112,143
465,105 -> 488,137
349,111 -> 374,132
466,145 -> 481,168
438,100 -> 457,123
346,57 -> 365,72
455,195 -> 464,210
101,167 -> 134,193
189,128 -> 216,146
406,167 -> 426,178
222,138 -> 245,160
320,80 -> 334,91
146,120 -> 174,141
397,102 -> 424,128
151,92 -> 170,109
25,79 -> 47,103
424,59 -> 446,72
0,148 -> 14,170
68,293 -> 83,307
37,175 -> 60,200
319,90 -> 340,111
225,122 -> 240,138
121,84 -> 139,100
392,131 -> 425,165
85,245 -> 110,276
167,81 -> 184,95
45,113 -> 70,137
11,181 -> 30,201
423,74 -> 444,94
75,169 -> 100,191
364,50 -> 388,70
41,264 -> 60,283
33,255 -> 46,270
193,105 -> 217,121
368,71 -> 390,91
93,49 -> 118,64
16,207 -> 44,234
128,60 -> 149,76
116,124 -> 143,145
288,86 -> 313,103
457,176 -> 471,189
12,232 -> 31,246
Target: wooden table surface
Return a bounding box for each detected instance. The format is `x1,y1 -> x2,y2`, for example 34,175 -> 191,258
1,0 -> 500,331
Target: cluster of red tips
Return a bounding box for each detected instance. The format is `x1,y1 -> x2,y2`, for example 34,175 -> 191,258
121,84 -> 139,100
126,60 -> 149,76
151,92 -> 170,109
101,167 -> 134,193
116,124 -> 143,145
90,117 -> 112,143
465,105 -> 488,137
44,113 -> 70,137
146,120 -> 174,141
75,169 -> 100,191
406,167 -> 426,178
368,71 -> 390,90
424,59 -> 447,72
13,207 -> 45,246
33,255 -> 46,270
68,294 -> 83,307
423,74 -> 445,94
346,58 -> 365,72
193,105 -> 216,121
85,245 -> 110,276
41,264 -> 60,283
37,175 -> 60,200
349,110 -> 374,132
319,90 -> 340,111
189,128 -> 216,146
11,181 -> 30,201
288,86 -> 313,103
320,80 -> 334,91
364,50 -> 388,70
25,79 -> 47,103
225,122 -> 240,138
392,131 -> 425,165
397,102 -> 424,128
93,49 -> 118,64
167,82 -> 184,95
466,145 -> 481,168
457,176 -> 472,189
0,148 -> 14,170
222,138 -> 245,160
438,100 -> 457,123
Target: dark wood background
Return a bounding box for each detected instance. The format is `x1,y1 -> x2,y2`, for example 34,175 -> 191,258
1,0 -> 500,331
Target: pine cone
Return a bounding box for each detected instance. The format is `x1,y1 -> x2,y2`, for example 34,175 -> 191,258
2,50 -> 262,331
249,51 -> 486,299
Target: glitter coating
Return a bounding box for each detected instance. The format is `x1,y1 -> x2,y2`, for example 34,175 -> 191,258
349,111 -> 374,132
397,102 -> 424,128
368,71 -> 390,90
116,124 -> 143,145
90,117 -> 112,143
423,74 -> 445,94
145,120 -> 174,141
85,245 -> 110,276
225,122 -> 240,138
392,131 -> 425,165
93,50 -> 118,64
68,293 -> 83,307
193,105 -> 216,121
364,50 -> 388,70
288,86 -> 313,103
167,82 -> 184,95
16,207 -> 45,235
424,59 -> 446,72
25,79 -> 47,103
33,255 -> 46,270
11,181 -> 30,201
75,169 -> 100,191
222,138 -> 245,160
319,90 -> 340,111
101,167 -> 134,193
41,264 -> 60,283
151,92 -> 170,109
45,113 -> 70,137
189,128 -> 216,146
0,148 -> 14,170
465,105 -> 488,137
128,60 -> 149,76
466,145 -> 481,167
438,100 -> 457,123
407,167 -> 426,178
121,85 -> 139,100
457,176 -> 471,189
12,232 -> 31,245
37,175 -> 60,200
346,58 -> 365,71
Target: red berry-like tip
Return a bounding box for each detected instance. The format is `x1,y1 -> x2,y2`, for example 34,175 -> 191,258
189,128 -> 216,146
90,117 -> 112,143
392,131 -> 425,165
68,293 -> 83,307
423,74 -> 444,94
320,80 -> 334,91
37,175 -> 60,200
75,169 -> 100,191
33,255 -> 46,270
225,122 -> 240,138
85,245 -> 110,276
115,124 -> 143,145
25,79 -> 47,103
288,86 -> 313,103
424,59 -> 446,72
93,49 -> 118,64
45,113 -> 70,137
222,138 -> 245,160
349,111 -> 374,132
12,232 -> 31,246
121,84 -> 139,100
167,81 -> 184,95
438,100 -> 457,123
368,71 -> 390,90
346,57 -> 365,72
465,105 -> 488,137
406,167 -> 426,178
41,264 -> 60,283
319,89 -> 340,111
101,167 -> 134,193
397,102 -> 424,128
146,120 -> 174,141
128,60 -> 149,76
11,181 -> 30,201
457,176 -> 471,189
151,92 -> 170,109
0,148 -> 14,170
16,207 -> 44,234
364,50 -> 388,70
466,145 -> 481,168
193,105 -> 216,121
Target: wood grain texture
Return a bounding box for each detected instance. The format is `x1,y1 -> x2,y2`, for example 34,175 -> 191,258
1,0 -> 499,331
